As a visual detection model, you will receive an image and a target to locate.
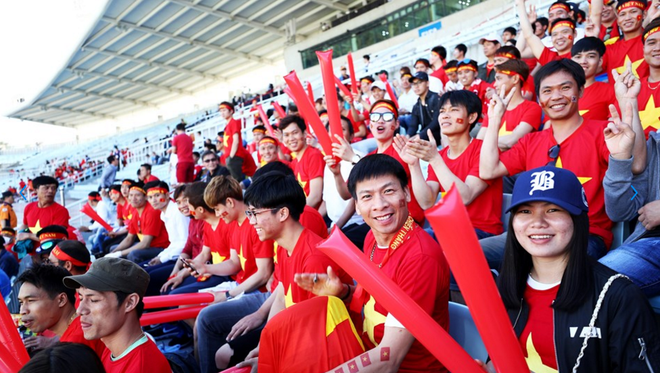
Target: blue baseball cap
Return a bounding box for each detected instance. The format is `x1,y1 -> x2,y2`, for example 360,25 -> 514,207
507,166 -> 588,215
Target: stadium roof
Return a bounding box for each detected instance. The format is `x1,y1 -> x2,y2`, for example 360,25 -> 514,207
8,0 -> 357,127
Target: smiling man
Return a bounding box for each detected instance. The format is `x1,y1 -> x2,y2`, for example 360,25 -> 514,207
518,0 -> 576,65
571,37 -> 617,121
64,257 -> 171,373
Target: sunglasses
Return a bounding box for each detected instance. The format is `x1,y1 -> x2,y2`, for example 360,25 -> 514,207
203,158 -> 218,163
369,112 -> 396,122
547,144 -> 560,166
36,239 -> 63,254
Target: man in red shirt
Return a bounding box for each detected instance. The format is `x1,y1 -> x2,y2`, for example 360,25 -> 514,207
170,122 -> 195,183
458,59 -> 492,118
64,257 -> 170,373
479,59 -> 647,269
107,183 -> 169,263
100,182 -> 133,255
518,0 -> 576,66
429,46 -> 449,92
280,115 -> 325,209
219,101 -> 257,181
255,154 -> 450,373
572,37 -> 617,121
635,19 -> 660,137
138,164 -> 159,183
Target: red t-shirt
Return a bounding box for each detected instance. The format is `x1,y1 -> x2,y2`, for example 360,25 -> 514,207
465,79 -> 493,116
361,222 -> 449,373
232,219 -> 274,286
482,99 -> 543,136
430,68 -> 449,85
116,199 -> 127,222
275,229 -> 352,307
290,146 -> 325,198
519,282 -> 560,371
203,220 -> 230,264
637,77 -> 660,138
604,35 -> 649,82
427,140 -> 503,235
22,202 -> 77,239
144,175 -> 159,183
579,82 -> 616,121
221,119 -> 256,178
369,145 -> 425,224
172,133 -> 194,163
538,48 -> 571,66
128,204 -> 170,249
500,119 -> 613,246
61,316 -> 107,358
182,218 -> 205,258
300,205 -> 328,239
101,337 -> 171,373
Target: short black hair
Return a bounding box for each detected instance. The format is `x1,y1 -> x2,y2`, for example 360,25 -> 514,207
279,115 -> 306,133
432,46 -> 447,60
19,343 -> 106,373
550,17 -> 576,33
571,36 -> 606,58
33,176 -> 59,190
438,90 -> 483,129
252,125 -> 266,133
347,154 -> 408,200
219,101 -> 235,111
18,264 -> 75,305
643,17 -> 660,44
457,59 -> 479,71
534,17 -> 550,32
122,178 -> 134,185
140,163 -> 152,171
175,123 -> 186,131
201,150 -> 217,160
244,171 -> 306,221
443,60 -> 458,70
378,69 -> 389,78
144,180 -> 169,192
534,59 -> 585,97
185,182 -> 213,212
253,161 -> 294,180
173,184 -> 186,200
503,26 -> 517,36
455,44 -> 468,55
363,54 -> 370,61
495,46 -> 522,60
107,155 -> 116,164
115,291 -> 145,318
415,58 -> 431,67
495,59 -> 530,87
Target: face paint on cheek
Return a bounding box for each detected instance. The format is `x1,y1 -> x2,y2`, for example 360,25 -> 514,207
189,210 -> 196,217
456,118 -> 465,124
571,96 -> 578,102
637,15 -> 643,21
567,35 -> 573,41
160,198 -> 166,202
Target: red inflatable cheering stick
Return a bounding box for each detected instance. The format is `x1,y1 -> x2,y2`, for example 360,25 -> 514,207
316,50 -> 346,161
347,52 -> 359,95
272,102 -> 287,119
255,104 -> 275,136
317,228 -> 484,373
379,73 -> 399,109
0,300 -> 29,370
425,187 -> 528,373
80,203 -> 113,232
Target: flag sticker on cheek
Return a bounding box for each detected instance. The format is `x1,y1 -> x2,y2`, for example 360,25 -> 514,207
456,118 -> 465,124
160,198 -> 166,202
637,15 -> 643,21
567,34 -> 573,40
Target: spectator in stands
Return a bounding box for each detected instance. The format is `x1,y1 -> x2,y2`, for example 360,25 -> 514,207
101,183 -> 132,255
453,43 -> 467,60
79,191 -> 114,254
106,182 -> 170,263
196,150 -> 230,182
359,75 -> 374,102
406,72 -> 440,140
458,59 -> 492,118
476,59 -> 541,151
429,45 -> 449,93
533,16 -> 550,39
363,54 -> 370,73
479,59 -> 646,271
0,227 -> 18,278
414,58 -> 432,74
248,125 -> 267,165
339,65 -> 350,80
256,154 -> 449,373
491,46 -> 536,100
64,257 -> 171,372
192,151 -> 203,179
571,37 -> 616,121
218,101 -> 257,181
502,26 -> 517,43
397,90 -> 504,239
598,0 -> 620,41
170,122 -> 195,183
98,155 -> 118,191
18,264 -> 105,356
1,191 -> 17,229
195,176 -> 274,373
280,115 -> 325,209
397,70 -> 417,133
443,60 -> 463,91
139,163 -> 159,183
256,136 -> 283,167
18,343 -> 105,373
519,0 -> 577,65
478,33 -> 501,83
48,240 -> 90,276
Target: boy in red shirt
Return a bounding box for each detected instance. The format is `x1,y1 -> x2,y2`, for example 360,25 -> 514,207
279,115 -> 325,209
64,257 -> 170,373
170,122 -> 195,183
518,0 -> 576,66
458,59 -> 492,117
571,37 -> 617,121
635,19 -> 660,137
219,101 -> 257,181
138,164 -> 159,184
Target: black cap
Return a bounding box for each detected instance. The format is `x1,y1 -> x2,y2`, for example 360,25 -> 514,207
409,72 -> 429,83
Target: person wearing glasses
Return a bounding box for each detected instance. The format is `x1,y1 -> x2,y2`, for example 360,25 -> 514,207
194,175 -> 274,373
195,150 -> 230,182
479,59 -> 647,272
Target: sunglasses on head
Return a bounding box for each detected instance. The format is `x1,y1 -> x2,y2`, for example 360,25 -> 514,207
369,112 -> 396,122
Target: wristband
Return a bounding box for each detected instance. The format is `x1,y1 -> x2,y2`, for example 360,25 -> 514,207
225,291 -> 233,300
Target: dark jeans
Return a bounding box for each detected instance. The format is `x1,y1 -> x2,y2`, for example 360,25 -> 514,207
226,156 -> 245,181
126,247 -> 163,263
167,275 -> 232,295
99,234 -> 127,254
144,261 -> 176,296
341,222 -> 370,251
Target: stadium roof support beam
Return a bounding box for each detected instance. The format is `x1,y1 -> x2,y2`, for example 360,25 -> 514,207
51,86 -> 158,108
102,17 -> 267,64
309,0 -> 348,12
18,105 -> 115,120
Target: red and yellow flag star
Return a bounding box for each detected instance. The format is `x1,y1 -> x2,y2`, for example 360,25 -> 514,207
556,157 -> 592,185
639,95 -> 660,135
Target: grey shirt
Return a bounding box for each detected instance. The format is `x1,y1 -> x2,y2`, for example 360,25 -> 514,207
99,164 -> 117,189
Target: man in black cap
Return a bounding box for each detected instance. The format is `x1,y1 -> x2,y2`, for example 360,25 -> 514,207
64,257 -> 171,373
408,72 -> 441,143
0,191 -> 16,229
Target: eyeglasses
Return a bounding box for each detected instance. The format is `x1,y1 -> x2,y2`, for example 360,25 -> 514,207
203,158 -> 218,163
369,112 -> 396,122
245,208 -> 280,220
547,144 -> 561,166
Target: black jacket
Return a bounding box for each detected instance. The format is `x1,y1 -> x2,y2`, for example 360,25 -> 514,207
506,262 -> 660,372
410,90 -> 441,144
195,165 -> 230,182
478,62 -> 495,84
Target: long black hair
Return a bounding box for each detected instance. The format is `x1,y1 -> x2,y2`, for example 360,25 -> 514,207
498,209 -> 593,312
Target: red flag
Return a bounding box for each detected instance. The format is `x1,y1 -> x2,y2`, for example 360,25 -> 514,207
347,360 -> 359,373
347,53 -> 359,95
359,352 -> 371,367
380,347 -> 390,362
0,300 -> 29,368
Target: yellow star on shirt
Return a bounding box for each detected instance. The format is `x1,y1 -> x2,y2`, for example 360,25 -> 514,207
211,252 -> 227,264
499,121 -> 513,136
29,219 -> 42,234
579,109 -> 589,116
525,333 -> 559,373
238,244 -> 247,270
363,296 -> 387,345
297,173 -> 308,196
639,95 -> 660,132
556,157 -> 592,185
284,284 -> 295,308
614,55 -> 644,78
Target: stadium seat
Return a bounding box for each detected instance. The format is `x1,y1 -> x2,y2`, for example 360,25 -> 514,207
648,296 -> 660,314
501,193 -> 512,232
448,302 -> 488,362
610,221 -> 630,250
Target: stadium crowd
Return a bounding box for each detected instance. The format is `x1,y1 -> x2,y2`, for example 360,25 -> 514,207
5,0 -> 660,371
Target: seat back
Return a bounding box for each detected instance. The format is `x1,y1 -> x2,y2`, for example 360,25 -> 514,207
448,302 -> 488,362
501,193 -> 513,232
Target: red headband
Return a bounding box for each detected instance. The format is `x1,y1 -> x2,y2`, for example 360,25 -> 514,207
360,78 -> 372,84
52,246 -> 90,270
371,101 -> 398,118
496,69 -> 525,82
219,103 -> 233,111
146,187 -> 168,196
252,128 -> 266,133
549,3 -> 571,12
259,137 -> 278,146
1,229 -> 15,237
495,52 -> 518,60
121,180 -> 132,186
109,189 -> 121,195
130,186 -> 146,194
550,20 -> 575,33
644,26 -> 660,41
444,67 -> 457,73
39,232 -> 67,243
617,0 -> 645,12
319,112 -> 329,120
88,195 -> 102,202
457,64 -> 478,73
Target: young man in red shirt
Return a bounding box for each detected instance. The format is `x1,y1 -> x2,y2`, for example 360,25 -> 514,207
170,122 -> 195,183
17,176 -> 76,244
479,59 -> 647,269
18,264 -> 105,357
195,175 -> 274,373
477,59 -> 542,150
518,0 -> 576,66
219,101 -> 257,181
138,164 -> 159,183
64,257 -> 171,373
635,19 -> 660,137
279,115 -> 325,210
429,46 -> 449,93
107,183 -> 170,263
101,182 -> 134,255
458,59 -> 492,118
572,37 -> 617,121
253,154 -> 450,373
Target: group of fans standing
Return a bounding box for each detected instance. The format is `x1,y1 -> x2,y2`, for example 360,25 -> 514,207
5,0 -> 660,371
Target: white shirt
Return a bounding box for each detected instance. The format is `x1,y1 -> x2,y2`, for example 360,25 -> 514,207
158,201 -> 190,263
90,199 -> 116,230
398,88 -> 419,113
323,150 -> 365,227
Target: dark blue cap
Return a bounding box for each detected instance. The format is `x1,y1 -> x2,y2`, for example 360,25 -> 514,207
409,72 -> 429,83
507,166 -> 588,215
